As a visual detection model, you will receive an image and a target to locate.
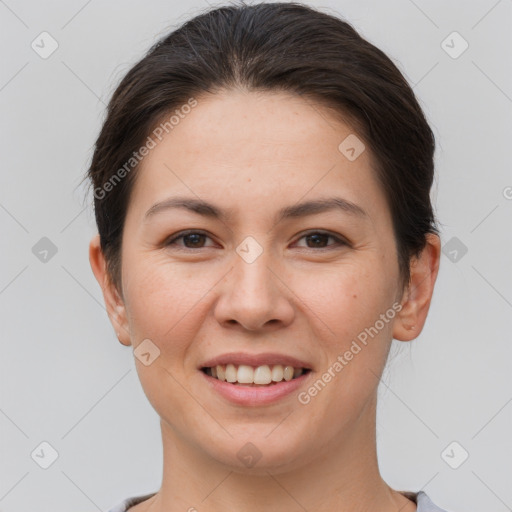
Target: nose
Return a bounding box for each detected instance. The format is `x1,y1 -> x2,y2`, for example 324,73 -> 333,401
213,247 -> 295,332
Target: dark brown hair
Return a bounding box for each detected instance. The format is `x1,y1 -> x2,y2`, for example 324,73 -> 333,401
84,1 -> 438,295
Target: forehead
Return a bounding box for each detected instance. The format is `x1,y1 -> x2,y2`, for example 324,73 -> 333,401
126,89 -> 389,225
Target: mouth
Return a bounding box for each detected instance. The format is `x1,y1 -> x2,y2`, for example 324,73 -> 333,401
201,364 -> 312,386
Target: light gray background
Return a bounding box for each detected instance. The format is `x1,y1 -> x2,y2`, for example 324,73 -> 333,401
1,1 -> 511,511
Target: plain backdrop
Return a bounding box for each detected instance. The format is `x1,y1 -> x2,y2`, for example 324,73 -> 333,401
0,1 -> 511,511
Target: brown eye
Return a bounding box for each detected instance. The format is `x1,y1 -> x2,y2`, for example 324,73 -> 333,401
165,230 -> 215,249
295,231 -> 347,250
181,233 -> 207,248
305,233 -> 330,248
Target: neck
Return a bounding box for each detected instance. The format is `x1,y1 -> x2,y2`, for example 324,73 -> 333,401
146,394 -> 416,512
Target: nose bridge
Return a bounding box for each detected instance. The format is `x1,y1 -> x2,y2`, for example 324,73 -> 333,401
232,239 -> 276,307
214,236 -> 293,330
233,244 -> 274,300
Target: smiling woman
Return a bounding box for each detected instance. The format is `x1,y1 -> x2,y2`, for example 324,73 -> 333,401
83,2 -> 452,512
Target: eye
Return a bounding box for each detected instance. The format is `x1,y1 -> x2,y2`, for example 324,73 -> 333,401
294,230 -> 348,250
163,229 -> 348,251
164,230 -> 216,249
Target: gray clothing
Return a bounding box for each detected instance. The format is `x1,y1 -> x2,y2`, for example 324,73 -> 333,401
107,490 -> 453,511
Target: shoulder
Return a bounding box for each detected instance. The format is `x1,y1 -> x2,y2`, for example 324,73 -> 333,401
108,490 -> 456,512
416,491 -> 456,512
107,491 -> 157,512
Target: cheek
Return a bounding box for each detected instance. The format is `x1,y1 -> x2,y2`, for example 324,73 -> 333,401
300,261 -> 394,348
122,253 -> 202,349
301,265 -> 395,423
122,259 -> 208,413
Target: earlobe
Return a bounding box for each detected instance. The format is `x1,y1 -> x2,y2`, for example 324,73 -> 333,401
392,233 -> 441,342
88,234 -> 132,346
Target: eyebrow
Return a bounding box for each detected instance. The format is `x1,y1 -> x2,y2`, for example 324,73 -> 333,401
143,196 -> 368,224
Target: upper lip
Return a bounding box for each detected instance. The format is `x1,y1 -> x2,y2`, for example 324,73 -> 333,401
200,352 -> 312,370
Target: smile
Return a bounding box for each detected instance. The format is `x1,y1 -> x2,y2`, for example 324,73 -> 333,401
202,364 -> 311,385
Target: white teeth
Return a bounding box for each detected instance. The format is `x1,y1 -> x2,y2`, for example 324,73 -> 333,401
208,364 -> 306,385
283,366 -> 294,381
253,365 -> 272,384
237,365 -> 254,384
271,365 -> 284,382
225,363 -> 237,383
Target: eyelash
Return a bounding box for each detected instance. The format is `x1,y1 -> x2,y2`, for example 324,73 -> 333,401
163,229 -> 348,251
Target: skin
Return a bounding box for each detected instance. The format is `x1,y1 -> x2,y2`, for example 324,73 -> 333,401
89,89 -> 440,512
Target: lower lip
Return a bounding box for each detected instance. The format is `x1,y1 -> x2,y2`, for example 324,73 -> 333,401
200,370 -> 311,406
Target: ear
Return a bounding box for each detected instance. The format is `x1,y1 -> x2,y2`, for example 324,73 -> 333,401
89,234 -> 131,346
393,233 -> 441,341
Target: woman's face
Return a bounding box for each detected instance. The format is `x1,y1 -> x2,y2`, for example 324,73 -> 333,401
97,90 -> 412,471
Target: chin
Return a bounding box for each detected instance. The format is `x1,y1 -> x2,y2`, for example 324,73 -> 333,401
199,428 -> 313,475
